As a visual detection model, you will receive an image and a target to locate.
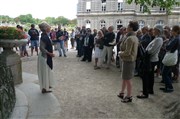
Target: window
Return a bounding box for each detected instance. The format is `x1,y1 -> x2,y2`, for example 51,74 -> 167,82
156,20 -> 164,25
102,3 -> 106,11
86,2 -> 91,12
101,0 -> 106,11
102,0 -> 106,3
140,5 -> 144,12
138,20 -> 145,29
86,20 -> 91,28
160,7 -> 165,12
100,20 -> 106,28
118,0 -> 123,11
116,20 -> 122,29
117,20 -> 122,24
102,6 -> 106,11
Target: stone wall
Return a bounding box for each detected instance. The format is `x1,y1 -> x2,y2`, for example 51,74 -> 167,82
77,0 -> 180,30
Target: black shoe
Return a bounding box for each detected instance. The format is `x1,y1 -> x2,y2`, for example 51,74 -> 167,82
163,88 -> 174,93
160,88 -> 165,90
42,89 -> 52,94
59,55 -> 62,57
134,74 -> 139,77
121,96 -> 132,103
137,94 -> 148,99
117,93 -> 124,99
81,59 -> 85,61
64,54 -> 67,57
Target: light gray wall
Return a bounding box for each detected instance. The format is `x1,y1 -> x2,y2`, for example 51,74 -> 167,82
77,0 -> 180,30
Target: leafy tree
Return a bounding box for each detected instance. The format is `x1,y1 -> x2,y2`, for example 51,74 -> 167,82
0,15 -> 13,23
44,17 -> 56,25
14,17 -> 20,24
69,19 -> 77,25
1,14 -> 76,27
55,16 -> 69,26
68,19 -> 77,27
126,0 -> 180,13
34,18 -> 42,25
17,14 -> 35,24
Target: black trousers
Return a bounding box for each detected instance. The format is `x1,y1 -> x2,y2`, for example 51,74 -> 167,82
142,62 -> 157,96
82,46 -> 93,61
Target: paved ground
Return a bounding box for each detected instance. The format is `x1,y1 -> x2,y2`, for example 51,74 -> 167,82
21,48 -> 180,119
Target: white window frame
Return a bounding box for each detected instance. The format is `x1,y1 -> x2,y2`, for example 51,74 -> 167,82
102,3 -> 106,11
100,20 -> 106,28
86,2 -> 91,12
138,20 -> 145,29
116,20 -> 123,29
160,7 -> 166,12
140,5 -> 144,12
118,2 -> 123,11
86,20 -> 91,28
156,20 -> 164,25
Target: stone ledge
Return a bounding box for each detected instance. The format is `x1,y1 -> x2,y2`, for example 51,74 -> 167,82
10,88 -> 29,119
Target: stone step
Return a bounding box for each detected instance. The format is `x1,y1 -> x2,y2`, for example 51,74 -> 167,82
11,72 -> 61,119
10,88 -> 29,119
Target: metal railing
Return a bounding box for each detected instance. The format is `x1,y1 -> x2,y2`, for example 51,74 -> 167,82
0,64 -> 16,119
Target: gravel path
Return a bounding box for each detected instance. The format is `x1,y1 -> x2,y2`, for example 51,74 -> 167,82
21,49 -> 180,119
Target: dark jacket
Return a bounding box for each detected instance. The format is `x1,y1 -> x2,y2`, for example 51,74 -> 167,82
103,32 -> 115,47
56,30 -> 64,42
28,28 -> 39,41
82,34 -> 94,48
40,33 -> 53,69
140,33 -> 151,49
166,35 -> 179,53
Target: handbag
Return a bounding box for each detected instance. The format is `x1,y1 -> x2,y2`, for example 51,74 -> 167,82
162,50 -> 178,66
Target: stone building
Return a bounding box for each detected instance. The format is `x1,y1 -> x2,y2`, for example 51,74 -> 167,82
77,0 -> 180,30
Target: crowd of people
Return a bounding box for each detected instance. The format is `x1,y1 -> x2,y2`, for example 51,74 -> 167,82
14,24 -> 70,58
1,21 -> 179,103
73,22 -> 179,103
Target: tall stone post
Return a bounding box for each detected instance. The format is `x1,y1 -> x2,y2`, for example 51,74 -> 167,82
0,48 -> 22,85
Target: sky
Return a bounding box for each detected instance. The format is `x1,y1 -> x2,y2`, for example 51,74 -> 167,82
0,0 -> 78,20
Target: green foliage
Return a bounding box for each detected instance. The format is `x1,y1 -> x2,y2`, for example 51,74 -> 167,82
56,16 -> 69,26
69,19 -> 77,26
14,14 -> 35,24
0,14 -> 77,27
126,0 -> 180,13
44,17 -> 56,25
0,15 -> 13,23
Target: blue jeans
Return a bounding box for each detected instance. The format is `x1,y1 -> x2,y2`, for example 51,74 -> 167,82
31,40 -> 39,48
57,40 -> 66,56
162,66 -> 173,89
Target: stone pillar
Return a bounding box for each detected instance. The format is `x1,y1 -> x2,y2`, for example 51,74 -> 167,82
0,48 -> 22,85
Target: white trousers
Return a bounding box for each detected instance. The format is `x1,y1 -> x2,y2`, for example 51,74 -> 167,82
37,52 -> 54,90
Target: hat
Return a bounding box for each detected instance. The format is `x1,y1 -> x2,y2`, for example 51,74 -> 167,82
154,24 -> 163,35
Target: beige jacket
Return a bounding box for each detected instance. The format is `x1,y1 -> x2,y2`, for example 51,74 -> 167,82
120,34 -> 139,62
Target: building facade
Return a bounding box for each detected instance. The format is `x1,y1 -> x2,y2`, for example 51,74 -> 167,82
77,0 -> 180,30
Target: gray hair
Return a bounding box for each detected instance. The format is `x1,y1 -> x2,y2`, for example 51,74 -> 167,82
39,22 -> 50,32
